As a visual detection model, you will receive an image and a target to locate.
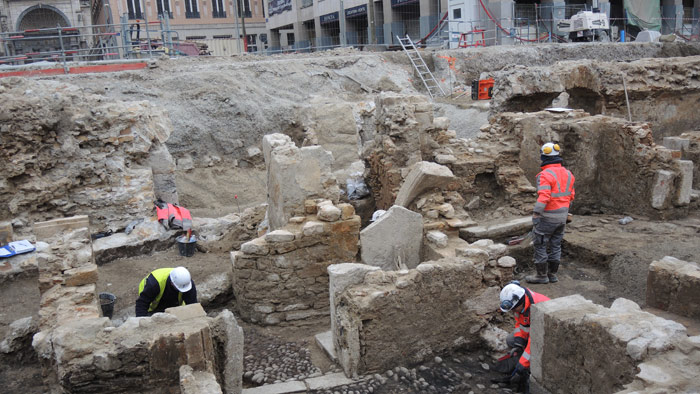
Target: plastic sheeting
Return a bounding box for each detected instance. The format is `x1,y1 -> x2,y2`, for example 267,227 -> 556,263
624,0 -> 661,31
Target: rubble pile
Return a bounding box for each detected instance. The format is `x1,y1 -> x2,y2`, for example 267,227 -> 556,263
0,79 -> 175,234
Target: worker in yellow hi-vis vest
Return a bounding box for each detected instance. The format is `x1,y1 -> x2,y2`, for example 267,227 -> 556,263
135,267 -> 198,317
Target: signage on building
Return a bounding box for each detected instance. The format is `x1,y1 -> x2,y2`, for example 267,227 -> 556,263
320,11 -> 339,24
345,4 -> 367,18
391,0 -> 418,7
269,0 -> 292,16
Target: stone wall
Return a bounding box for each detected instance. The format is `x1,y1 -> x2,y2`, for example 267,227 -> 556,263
489,56 -> 700,140
232,200 -> 360,325
0,78 -> 175,233
331,256 -> 514,377
489,110 -> 691,219
646,256 -> 700,320
531,295 -> 700,394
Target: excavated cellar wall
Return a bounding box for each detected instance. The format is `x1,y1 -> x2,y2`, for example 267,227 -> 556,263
0,78 -> 176,233
531,295 -> 698,394
333,257 -> 514,377
231,201 -> 360,326
491,111 -> 690,219
646,256 -> 700,320
489,56 -> 700,141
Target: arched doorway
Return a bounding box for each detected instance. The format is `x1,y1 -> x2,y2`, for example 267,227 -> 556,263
11,5 -> 78,61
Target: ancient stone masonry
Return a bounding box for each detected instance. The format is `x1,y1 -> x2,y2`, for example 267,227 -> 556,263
531,295 -> 700,394
263,133 -> 340,231
331,256 -> 515,378
489,56 -> 700,139
0,78 -> 175,233
646,256 -> 700,319
486,110 -> 692,219
232,199 -> 360,326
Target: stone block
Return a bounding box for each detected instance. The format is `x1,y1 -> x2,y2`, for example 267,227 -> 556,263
459,216 -> 532,242
663,136 -> 690,152
360,205 -> 423,270
651,170 -> 674,209
302,221 -> 325,236
426,231 -> 448,248
165,303 -> 207,321
0,316 -> 37,354
63,264 -> 98,287
241,381 -> 307,394
497,256 -> 517,268
305,200 -> 318,214
675,160 -> 693,206
394,162 -> 455,207
306,372 -> 355,390
317,204 -> 342,222
455,247 -> 489,264
33,215 -> 90,241
210,309 -> 244,394
180,365 -> 223,394
646,256 -> 700,319
0,221 -> 12,245
315,330 -> 337,362
241,238 -> 269,255
265,230 -> 295,243
338,203 -> 355,220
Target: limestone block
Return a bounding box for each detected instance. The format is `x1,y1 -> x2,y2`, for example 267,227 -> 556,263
646,256 -> 700,319
305,200 -> 318,214
394,162 -> 455,207
63,264 -> 98,287
426,231 -> 448,248
240,238 -> 269,255
265,230 -> 295,243
0,316 -> 37,354
651,170 -> 675,209
338,203 -> 355,220
33,216 -> 90,241
497,256 -> 517,268
437,203 -> 455,219
675,160 -> 693,206
265,134 -> 339,230
486,244 -> 507,259
302,221 -> 325,236
435,154 -> 457,164
165,303 -> 207,321
663,137 -> 690,152
198,273 -> 232,306
433,117 -> 450,131
360,205 -> 423,271
459,216 -> 532,242
180,365 -> 223,394
210,309 -> 244,394
317,204 -> 342,222
93,217 -> 172,264
455,247 -> 489,264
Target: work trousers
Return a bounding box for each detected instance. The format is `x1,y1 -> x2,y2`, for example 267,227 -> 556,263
532,217 -> 566,265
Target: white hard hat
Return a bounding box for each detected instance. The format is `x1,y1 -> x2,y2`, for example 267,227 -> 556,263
499,282 -> 526,312
541,142 -> 561,156
170,266 -> 192,292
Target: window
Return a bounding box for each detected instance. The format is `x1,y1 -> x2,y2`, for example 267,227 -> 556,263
246,34 -> 257,52
453,8 -> 461,20
185,0 -> 200,18
156,0 -> 172,18
237,0 -> 252,18
287,32 -> 295,46
212,0 -> 226,17
127,0 -> 143,19
213,34 -> 232,38
186,35 -> 206,39
301,0 -> 312,8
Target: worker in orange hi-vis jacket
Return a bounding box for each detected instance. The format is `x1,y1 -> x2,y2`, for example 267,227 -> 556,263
526,142 -> 575,284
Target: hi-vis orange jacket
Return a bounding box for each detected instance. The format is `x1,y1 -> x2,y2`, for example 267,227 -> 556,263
533,163 -> 575,221
156,203 -> 193,231
513,288 -> 550,369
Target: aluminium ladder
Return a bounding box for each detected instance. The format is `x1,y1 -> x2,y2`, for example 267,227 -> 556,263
396,35 -> 445,99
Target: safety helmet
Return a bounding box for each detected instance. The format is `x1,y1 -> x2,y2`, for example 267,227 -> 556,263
170,266 -> 192,292
541,142 -> 561,156
499,282 -> 526,312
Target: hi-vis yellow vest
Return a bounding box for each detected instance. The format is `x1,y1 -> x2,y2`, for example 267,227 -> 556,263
138,268 -> 184,312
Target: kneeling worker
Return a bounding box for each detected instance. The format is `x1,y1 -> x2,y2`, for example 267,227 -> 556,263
135,267 -> 198,317
499,281 -> 550,392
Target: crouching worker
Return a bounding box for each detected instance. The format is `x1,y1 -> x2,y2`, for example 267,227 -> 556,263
135,267 -> 198,317
498,281 -> 550,393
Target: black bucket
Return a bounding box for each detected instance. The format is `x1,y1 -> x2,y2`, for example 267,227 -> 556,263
177,235 -> 196,257
99,292 -> 116,319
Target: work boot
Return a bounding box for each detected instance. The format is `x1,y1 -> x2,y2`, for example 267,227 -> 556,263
548,261 -> 560,283
525,263 -> 549,284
